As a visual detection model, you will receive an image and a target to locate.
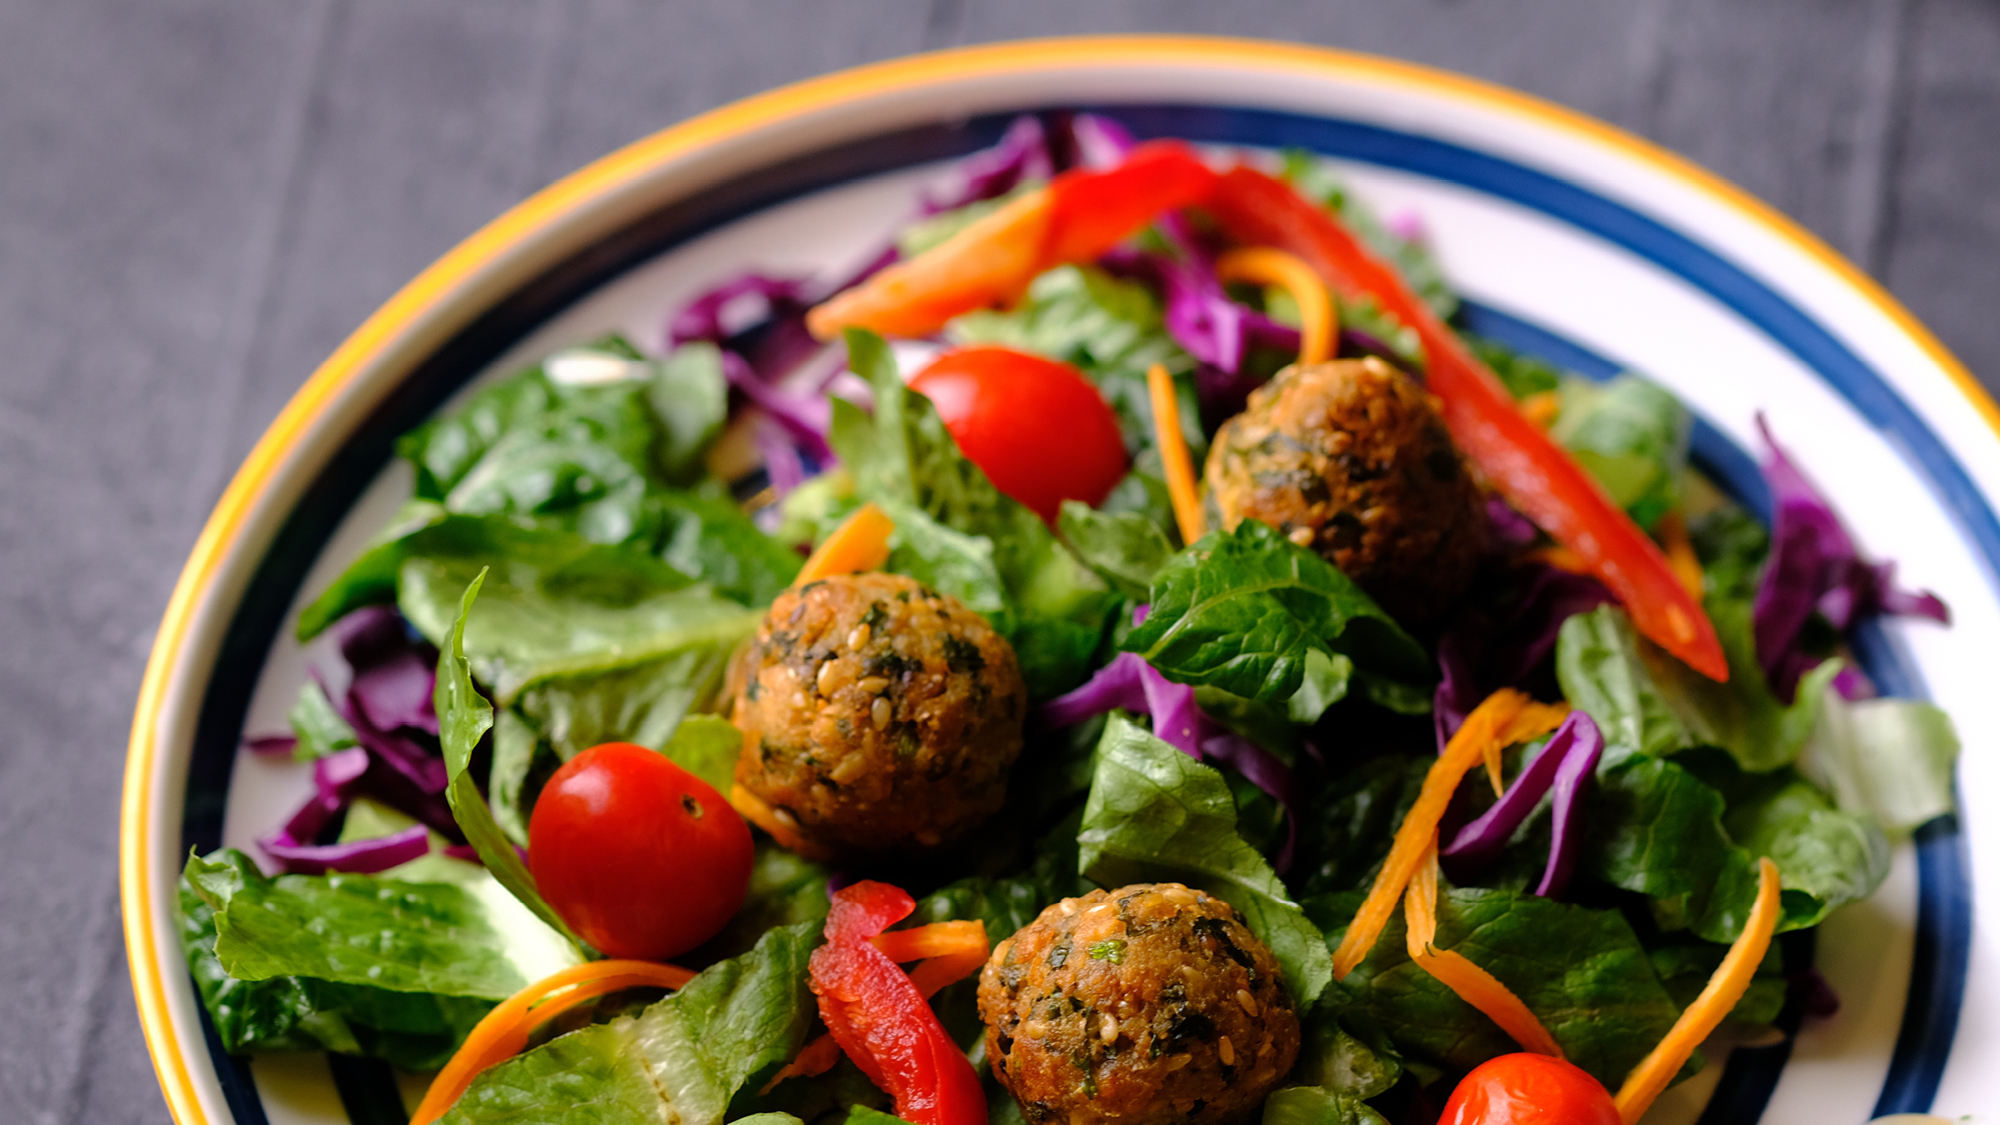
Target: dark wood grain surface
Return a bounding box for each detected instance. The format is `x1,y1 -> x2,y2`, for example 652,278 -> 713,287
2,2 -> 1993,1120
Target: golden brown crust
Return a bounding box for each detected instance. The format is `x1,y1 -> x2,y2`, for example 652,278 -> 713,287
730,572 -> 1025,856
978,884 -> 1301,1125
1204,357 -> 1486,621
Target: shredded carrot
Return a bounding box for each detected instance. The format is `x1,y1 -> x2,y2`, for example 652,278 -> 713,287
1656,510 -> 1707,599
1405,844 -> 1564,1057
1331,689 -> 1568,979
794,502 -> 894,587
1614,857 -> 1782,1123
1519,390 -> 1563,429
1527,544 -> 1591,574
1147,363 -> 1206,545
1214,247 -> 1337,366
411,959 -> 696,1124
761,920 -> 992,1095
729,779 -> 837,862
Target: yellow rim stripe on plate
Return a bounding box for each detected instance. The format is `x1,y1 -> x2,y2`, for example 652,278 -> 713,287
122,34 -> 2000,1124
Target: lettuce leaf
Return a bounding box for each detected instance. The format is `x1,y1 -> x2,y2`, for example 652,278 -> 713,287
1077,715 -> 1330,1006
441,921 -> 821,1125
1800,687 -> 1961,833
1307,886 -> 1680,1089
655,485 -> 803,606
1260,1086 -> 1389,1125
1057,500 -> 1174,601
434,572 -> 590,950
179,852 -> 496,1070
1122,520 -> 1429,701
1548,374 -> 1691,533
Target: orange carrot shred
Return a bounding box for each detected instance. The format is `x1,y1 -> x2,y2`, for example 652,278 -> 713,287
1614,857 -> 1782,1124
872,920 -> 987,963
1331,689 -> 1567,980
728,780 -> 836,862
794,501 -> 894,587
1147,363 -> 1206,546
1214,247 -> 1337,366
1527,544 -> 1591,575
1518,390 -> 1563,429
411,960 -> 696,1125
1405,843 -> 1564,1057
1656,509 -> 1707,599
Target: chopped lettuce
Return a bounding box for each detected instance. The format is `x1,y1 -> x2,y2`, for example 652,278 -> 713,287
286,678 -> 357,762
1548,374 -> 1691,532
435,571 -> 590,950
1307,886 -> 1681,1089
1260,1086 -> 1390,1125
441,922 -> 821,1125
1056,500 -> 1174,601
1122,520 -> 1429,702
1078,715 -> 1330,1006
1800,687 -> 1961,832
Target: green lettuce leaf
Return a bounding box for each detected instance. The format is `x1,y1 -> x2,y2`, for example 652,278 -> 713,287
1122,520 -> 1429,701
442,921 -> 821,1125
1057,500 -> 1174,601
645,341 -> 731,485
655,485 -> 803,606
286,679 -> 357,761
1260,1086 -> 1390,1125
1555,604 -> 1837,773
178,849 -> 501,1070
1078,715 -> 1330,1006
435,571 -> 590,949
1548,374 -> 1691,532
1799,687 -> 1961,832
1307,887 -> 1681,1089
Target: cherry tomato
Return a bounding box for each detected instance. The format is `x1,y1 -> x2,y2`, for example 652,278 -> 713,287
528,742 -> 752,960
909,346 -> 1128,524
1440,1054 -> 1618,1125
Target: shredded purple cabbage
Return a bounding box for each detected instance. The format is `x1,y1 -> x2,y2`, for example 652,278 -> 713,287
1440,709 -> 1604,898
1038,612 -> 1304,873
925,115 -> 1056,213
1434,564 -> 1613,749
667,275 -> 814,351
1067,113 -> 1137,170
256,747 -> 432,875
243,734 -> 298,756
1753,416 -> 1949,701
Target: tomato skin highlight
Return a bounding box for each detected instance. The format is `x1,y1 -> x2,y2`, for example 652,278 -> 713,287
1440,1054 -> 1619,1125
910,346 -> 1128,523
528,742 -> 753,960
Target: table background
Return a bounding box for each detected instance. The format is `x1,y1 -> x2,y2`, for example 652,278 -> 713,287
3,1 -> 1995,1121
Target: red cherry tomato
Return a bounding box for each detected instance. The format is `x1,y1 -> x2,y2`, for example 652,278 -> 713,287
1440,1054 -> 1619,1125
909,346 -> 1128,524
528,742 -> 752,960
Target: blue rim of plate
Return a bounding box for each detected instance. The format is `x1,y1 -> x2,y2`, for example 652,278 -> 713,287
178,105 -> 1973,1123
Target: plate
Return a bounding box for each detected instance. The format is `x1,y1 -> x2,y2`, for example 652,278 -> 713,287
121,36 -> 1998,1125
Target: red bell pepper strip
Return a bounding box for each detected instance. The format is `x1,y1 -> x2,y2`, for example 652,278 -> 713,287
807,142 -> 1219,341
809,882 -> 987,1125
1202,167 -> 1728,681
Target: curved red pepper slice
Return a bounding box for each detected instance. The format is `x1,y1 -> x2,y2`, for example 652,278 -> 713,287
1202,166 -> 1727,681
809,882 -> 987,1125
807,142 -> 1219,341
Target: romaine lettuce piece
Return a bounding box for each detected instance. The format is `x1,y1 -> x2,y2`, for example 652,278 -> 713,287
1077,715 -> 1330,1006
441,921 -> 820,1125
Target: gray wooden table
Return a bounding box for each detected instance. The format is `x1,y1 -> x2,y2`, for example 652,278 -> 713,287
2,1 -> 1992,1121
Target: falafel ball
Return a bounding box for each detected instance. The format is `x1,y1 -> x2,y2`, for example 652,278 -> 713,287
730,572 -> 1026,856
1204,356 -> 1486,621
978,884 -> 1300,1125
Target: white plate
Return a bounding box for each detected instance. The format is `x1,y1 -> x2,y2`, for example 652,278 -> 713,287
121,36 -> 1999,1125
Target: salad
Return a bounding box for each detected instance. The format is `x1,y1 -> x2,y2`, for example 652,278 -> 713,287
182,114 -> 1964,1125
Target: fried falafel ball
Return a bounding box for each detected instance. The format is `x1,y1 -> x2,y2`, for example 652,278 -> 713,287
1204,356 -> 1486,621
978,884 -> 1300,1125
730,572 -> 1026,856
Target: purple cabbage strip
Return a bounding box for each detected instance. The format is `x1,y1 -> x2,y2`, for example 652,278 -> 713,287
1068,113 -> 1137,169
668,275 -> 814,349
257,746 -> 434,876
749,411 -> 811,496
1440,709 -> 1604,898
1752,416 -> 1950,701
720,351 -> 835,463
1433,563 -> 1613,749
1037,613 -> 1305,873
243,734 -> 298,756
260,825 -> 431,877
924,115 -> 1055,214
